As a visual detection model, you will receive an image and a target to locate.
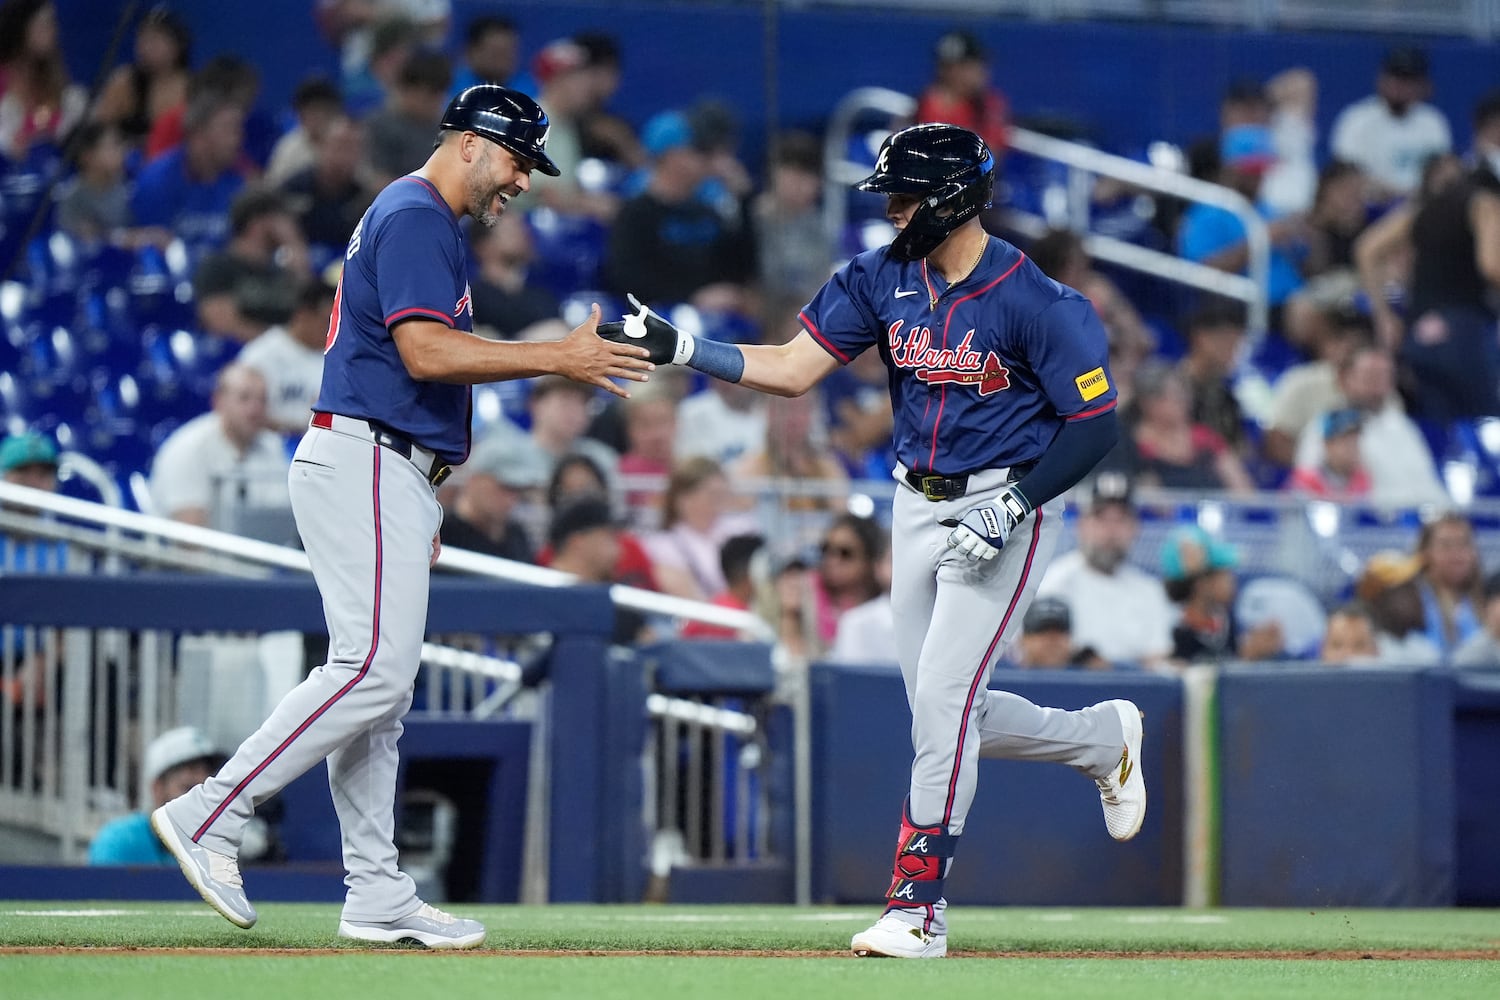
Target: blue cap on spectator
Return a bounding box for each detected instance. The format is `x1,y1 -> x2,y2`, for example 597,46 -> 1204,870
643,110 -> 694,158
1221,124 -> 1276,174
0,432 -> 59,474
1161,525 -> 1238,583
1322,407 -> 1364,439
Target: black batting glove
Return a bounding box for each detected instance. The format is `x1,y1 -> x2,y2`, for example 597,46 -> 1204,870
598,294 -> 695,366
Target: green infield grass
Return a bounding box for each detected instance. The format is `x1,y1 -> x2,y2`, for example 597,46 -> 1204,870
2,903 -> 1497,1000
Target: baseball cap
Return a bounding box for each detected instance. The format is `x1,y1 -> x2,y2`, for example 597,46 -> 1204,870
934,30 -> 986,66
1160,525 -> 1239,583
1382,46 -> 1430,80
532,38 -> 587,86
642,110 -> 695,158
1086,472 -> 1135,514
1023,596 -> 1071,634
1322,407 -> 1365,439
466,432 -> 551,490
1220,124 -> 1276,174
1355,551 -> 1422,604
144,726 -> 221,784
0,432 -> 59,474
548,494 -> 619,549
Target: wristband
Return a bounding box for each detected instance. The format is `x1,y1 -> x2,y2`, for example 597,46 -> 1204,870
686,336 -> 745,383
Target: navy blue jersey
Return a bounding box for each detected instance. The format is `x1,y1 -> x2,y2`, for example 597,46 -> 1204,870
316,176 -> 473,464
800,238 -> 1116,474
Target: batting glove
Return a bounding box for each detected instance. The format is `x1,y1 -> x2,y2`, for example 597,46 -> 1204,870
940,486 -> 1031,564
598,294 -> 695,366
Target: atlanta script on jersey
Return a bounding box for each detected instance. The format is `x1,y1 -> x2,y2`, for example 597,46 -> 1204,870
799,238 -> 1116,474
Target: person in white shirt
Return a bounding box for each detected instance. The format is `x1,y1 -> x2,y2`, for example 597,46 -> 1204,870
673,379 -> 768,468
1293,344 -> 1448,508
1036,474 -> 1173,669
236,281 -> 333,435
1330,47 -> 1452,201
830,542 -> 896,666
149,364 -> 291,527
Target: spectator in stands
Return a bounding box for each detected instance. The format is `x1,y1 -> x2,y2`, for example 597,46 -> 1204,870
146,55 -> 268,167
753,131 -> 833,304
813,513 -> 885,651
280,114 -> 374,259
524,38 -> 617,221
148,363 -> 289,527
337,14 -> 419,119
236,280 -> 334,435
192,187 -> 309,343
0,430 -> 57,493
757,552 -> 815,661
732,390 -> 847,513
829,540 -> 896,666
573,31 -> 643,168
363,49 -> 452,186
1415,512 -> 1484,658
604,109 -> 756,307
1295,344 -> 1449,507
1227,69 -> 1320,218
643,457 -> 754,601
1318,603 -> 1381,666
264,77 -> 344,187
539,455 -> 659,592
1177,124 -> 1306,317
130,89 -> 248,263
1330,46 -> 1451,203
1262,306 -> 1369,468
548,495 -> 650,644
1286,407 -> 1372,500
1177,299 -> 1250,458
1027,229 -> 1155,410
822,337 -> 895,479
617,375 -> 683,517
681,533 -> 765,640
1356,550 -> 1443,665
88,727 -> 222,866
0,0 -> 85,159
674,376 -> 767,469
55,123 -> 168,249
1301,161 -> 1371,280
914,29 -> 1008,156
519,374 -> 619,480
688,99 -> 755,236
466,213 -> 564,341
1037,474 -> 1173,669
450,14 -> 533,97
1116,362 -> 1254,493
1012,597 -> 1083,670
93,4 -> 192,146
1453,571 -> 1500,669
1163,526 -> 1284,665
437,432 -> 547,563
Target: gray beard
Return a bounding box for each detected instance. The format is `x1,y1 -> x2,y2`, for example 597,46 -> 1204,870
1083,547 -> 1126,574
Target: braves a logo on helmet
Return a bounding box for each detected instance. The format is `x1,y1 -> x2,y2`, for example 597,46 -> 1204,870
888,322 -> 1010,396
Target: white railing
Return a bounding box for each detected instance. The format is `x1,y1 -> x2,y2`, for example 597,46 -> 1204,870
821,87 -> 1273,339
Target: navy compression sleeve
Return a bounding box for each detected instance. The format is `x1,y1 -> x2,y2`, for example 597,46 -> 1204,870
1011,408 -> 1120,510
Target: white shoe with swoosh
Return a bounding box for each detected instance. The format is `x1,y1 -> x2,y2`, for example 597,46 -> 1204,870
1095,699 -> 1147,841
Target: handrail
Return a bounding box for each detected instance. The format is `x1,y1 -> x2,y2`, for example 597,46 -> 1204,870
0,481 -> 775,640
820,86 -> 1272,339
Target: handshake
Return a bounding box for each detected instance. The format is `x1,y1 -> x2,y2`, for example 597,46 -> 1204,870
597,295 -> 695,366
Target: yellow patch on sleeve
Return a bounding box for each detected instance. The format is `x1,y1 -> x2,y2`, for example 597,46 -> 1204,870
1074,367 -> 1109,401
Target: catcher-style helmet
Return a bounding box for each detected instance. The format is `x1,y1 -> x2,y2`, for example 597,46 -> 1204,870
440,85 -> 561,176
856,123 -> 995,261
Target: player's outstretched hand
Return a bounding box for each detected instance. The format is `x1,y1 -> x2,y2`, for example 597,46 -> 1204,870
560,303 -> 655,398
940,486 -> 1031,564
598,294 -> 693,366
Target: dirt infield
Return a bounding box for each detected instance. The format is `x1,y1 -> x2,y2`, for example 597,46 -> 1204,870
3,946 -> 1498,960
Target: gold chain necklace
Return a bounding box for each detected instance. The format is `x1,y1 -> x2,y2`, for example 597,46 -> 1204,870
925,237 -> 988,311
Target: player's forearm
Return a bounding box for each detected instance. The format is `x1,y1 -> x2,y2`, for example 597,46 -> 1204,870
1011,408 -> 1119,509
737,342 -> 821,397
397,324 -> 563,383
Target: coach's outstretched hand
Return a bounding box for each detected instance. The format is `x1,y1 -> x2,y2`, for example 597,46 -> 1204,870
940,486 -> 1032,564
598,294 -> 694,366
559,303 -> 655,398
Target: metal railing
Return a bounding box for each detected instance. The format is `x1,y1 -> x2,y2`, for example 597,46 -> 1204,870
821,87 -> 1273,338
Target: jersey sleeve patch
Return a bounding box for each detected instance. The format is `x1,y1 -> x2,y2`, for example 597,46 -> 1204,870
1074,366 -> 1109,402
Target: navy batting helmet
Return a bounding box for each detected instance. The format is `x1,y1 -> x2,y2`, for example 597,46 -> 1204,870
856,123 -> 995,261
440,85 -> 561,176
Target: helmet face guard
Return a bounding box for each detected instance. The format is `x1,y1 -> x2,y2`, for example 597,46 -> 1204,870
856,124 -> 995,262
441,85 -> 562,176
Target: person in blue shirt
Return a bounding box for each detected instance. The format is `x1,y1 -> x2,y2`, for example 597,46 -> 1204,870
89,727 -> 222,866
130,91 -> 247,265
449,15 -> 536,99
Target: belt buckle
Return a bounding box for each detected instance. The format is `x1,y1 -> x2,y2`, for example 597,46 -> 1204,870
920,475 -> 947,502
429,463 -> 452,488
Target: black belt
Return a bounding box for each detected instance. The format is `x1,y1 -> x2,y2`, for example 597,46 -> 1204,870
903,462 -> 1035,502
310,411 -> 453,487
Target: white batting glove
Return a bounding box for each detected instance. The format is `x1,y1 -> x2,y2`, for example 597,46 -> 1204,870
941,486 -> 1031,564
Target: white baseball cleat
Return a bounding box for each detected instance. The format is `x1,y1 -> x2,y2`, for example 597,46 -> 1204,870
1095,699 -> 1147,841
850,913 -> 948,958
150,805 -> 258,929
339,902 -> 486,949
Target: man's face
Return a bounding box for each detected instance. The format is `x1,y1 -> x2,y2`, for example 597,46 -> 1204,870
465,138 -> 534,228
197,105 -> 245,174
1342,351 -> 1394,411
1192,324 -> 1244,376
569,526 -> 621,581
1020,629 -> 1072,669
317,118 -> 363,179
214,370 -> 268,445
1324,430 -> 1362,477
153,759 -> 214,807
626,398 -> 677,461
469,30 -> 519,81
1078,504 -> 1137,574
886,193 -> 921,230
1320,612 -> 1378,663
1377,73 -> 1429,116
3,463 -> 58,492
530,388 -> 590,441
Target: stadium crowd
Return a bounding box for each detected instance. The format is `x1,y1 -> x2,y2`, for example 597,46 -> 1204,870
2,0 -> 1500,672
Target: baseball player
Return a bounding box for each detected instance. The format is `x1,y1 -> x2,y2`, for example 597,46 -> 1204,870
601,123 -> 1144,958
150,86 -> 653,948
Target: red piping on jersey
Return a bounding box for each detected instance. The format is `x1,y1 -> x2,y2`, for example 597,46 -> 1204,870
385,306 -> 455,328
1067,398 -> 1118,421
194,448 -> 385,844
800,311 -> 850,363
925,254 -> 1026,471
401,175 -> 450,213
941,505 -> 1042,827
